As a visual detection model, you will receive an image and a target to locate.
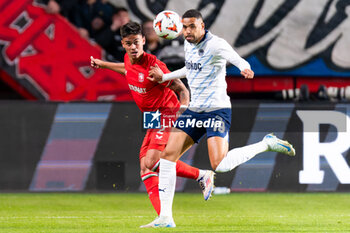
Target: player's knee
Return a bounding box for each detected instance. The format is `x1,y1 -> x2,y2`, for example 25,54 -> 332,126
161,147 -> 179,161
140,162 -> 151,176
210,154 -> 225,170
210,160 -> 220,170
144,156 -> 156,170
140,167 -> 146,176
140,168 -> 152,176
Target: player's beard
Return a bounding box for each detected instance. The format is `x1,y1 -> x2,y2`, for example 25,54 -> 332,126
185,36 -> 194,43
185,35 -> 195,43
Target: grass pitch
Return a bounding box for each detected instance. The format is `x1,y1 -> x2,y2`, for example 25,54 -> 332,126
0,193 -> 349,232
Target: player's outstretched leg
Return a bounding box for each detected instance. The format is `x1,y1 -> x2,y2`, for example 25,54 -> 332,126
215,133 -> 295,172
196,170 -> 215,201
263,133 -> 295,156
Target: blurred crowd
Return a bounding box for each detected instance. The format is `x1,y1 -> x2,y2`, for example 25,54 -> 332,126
38,0 -> 185,70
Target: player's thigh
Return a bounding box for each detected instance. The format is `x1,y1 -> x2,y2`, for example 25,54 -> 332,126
179,135 -> 194,156
207,136 -> 229,170
205,108 -> 231,169
162,128 -> 194,161
139,129 -> 164,176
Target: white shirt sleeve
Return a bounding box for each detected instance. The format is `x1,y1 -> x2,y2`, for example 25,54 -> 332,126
216,38 -> 251,71
161,66 -> 187,82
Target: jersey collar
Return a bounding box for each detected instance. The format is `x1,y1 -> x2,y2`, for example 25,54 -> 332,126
197,30 -> 208,45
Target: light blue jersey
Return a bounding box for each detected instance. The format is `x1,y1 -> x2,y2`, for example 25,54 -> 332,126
170,31 -> 251,112
162,31 -> 251,112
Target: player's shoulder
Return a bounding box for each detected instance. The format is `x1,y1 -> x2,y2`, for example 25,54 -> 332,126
142,52 -> 156,64
155,58 -> 170,74
141,51 -> 169,73
207,32 -> 227,45
207,32 -> 231,54
140,52 -> 160,69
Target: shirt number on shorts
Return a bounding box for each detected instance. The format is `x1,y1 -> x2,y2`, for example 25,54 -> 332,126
213,119 -> 225,133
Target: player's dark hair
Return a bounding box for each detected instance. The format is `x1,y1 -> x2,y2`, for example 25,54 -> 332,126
120,21 -> 143,38
182,9 -> 203,20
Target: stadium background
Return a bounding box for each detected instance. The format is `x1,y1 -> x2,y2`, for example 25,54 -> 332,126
0,0 -> 350,194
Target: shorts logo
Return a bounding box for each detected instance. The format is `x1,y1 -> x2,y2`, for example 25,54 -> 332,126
138,73 -> 144,82
143,110 -> 161,129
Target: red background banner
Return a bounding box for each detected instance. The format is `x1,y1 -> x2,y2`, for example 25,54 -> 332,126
0,0 -> 132,101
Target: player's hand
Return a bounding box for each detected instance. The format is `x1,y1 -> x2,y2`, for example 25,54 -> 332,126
148,64 -> 164,83
90,56 -> 104,69
241,69 -> 254,79
46,0 -> 60,14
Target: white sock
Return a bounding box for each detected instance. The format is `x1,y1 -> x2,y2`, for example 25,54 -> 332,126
196,169 -> 206,181
215,141 -> 268,173
158,158 -> 176,218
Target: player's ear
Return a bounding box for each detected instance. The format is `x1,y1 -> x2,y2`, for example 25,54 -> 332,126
121,39 -> 126,49
142,36 -> 146,45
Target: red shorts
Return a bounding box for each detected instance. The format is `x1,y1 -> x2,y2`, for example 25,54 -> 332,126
139,127 -> 171,159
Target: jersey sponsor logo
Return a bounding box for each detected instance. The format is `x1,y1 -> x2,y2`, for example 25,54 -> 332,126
138,73 -> 144,82
128,84 -> 146,94
185,60 -> 202,71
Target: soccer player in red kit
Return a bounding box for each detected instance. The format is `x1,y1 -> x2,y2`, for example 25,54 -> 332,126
90,22 -> 214,221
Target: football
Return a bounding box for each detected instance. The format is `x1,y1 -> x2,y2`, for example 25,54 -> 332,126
153,10 -> 183,40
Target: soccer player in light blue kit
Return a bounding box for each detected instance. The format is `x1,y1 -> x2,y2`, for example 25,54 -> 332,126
143,9 -> 295,228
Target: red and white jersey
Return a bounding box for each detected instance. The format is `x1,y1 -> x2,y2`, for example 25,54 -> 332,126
124,52 -> 180,113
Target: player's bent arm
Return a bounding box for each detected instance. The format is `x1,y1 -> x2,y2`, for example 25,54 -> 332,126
149,66 -> 186,83
162,67 -> 187,83
90,56 -> 125,75
103,61 -> 125,74
217,40 -> 254,79
168,79 -> 190,107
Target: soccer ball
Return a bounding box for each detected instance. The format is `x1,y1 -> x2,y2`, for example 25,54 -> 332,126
153,10 -> 183,40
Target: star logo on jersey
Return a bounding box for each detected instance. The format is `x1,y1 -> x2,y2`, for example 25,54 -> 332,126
138,73 -> 144,82
143,110 -> 161,129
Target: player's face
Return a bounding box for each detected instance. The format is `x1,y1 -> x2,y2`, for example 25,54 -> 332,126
182,17 -> 205,44
121,34 -> 145,62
